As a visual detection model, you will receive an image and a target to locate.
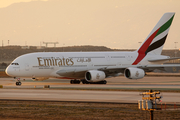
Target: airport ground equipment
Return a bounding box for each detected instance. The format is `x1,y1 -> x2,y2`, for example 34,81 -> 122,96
138,90 -> 162,120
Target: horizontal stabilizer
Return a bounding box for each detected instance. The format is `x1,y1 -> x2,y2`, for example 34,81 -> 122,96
145,64 -> 180,68
148,57 -> 180,62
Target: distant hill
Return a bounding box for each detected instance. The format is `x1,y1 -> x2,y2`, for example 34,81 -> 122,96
0,45 -> 179,63
0,45 -> 118,63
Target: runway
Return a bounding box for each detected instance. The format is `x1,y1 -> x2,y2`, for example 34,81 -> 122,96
0,76 -> 180,103
0,89 -> 180,104
0,76 -> 180,90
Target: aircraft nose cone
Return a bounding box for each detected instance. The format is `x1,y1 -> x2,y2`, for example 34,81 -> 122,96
5,66 -> 13,76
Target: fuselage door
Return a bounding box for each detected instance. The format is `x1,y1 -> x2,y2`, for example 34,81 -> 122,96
116,62 -> 122,67
25,63 -> 30,71
126,55 -> 131,61
87,59 -> 93,70
106,54 -> 111,61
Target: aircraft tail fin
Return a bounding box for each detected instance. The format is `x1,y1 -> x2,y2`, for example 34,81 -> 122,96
132,12 -> 175,65
137,12 -> 175,55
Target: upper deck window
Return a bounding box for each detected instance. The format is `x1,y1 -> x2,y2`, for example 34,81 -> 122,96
11,63 -> 19,65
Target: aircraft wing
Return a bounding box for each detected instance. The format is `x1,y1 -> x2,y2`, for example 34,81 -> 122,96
56,64 -> 180,79
56,69 -> 86,79
56,67 -> 125,79
100,64 -> 180,74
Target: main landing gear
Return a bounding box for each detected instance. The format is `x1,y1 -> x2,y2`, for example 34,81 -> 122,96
70,79 -> 107,84
70,79 -> 81,84
82,80 -> 107,84
15,78 -> 22,86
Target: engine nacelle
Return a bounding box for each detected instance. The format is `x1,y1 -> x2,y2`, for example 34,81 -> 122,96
32,77 -> 49,81
124,68 -> 145,79
85,70 -> 106,82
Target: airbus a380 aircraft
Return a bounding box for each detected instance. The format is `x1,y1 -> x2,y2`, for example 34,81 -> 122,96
5,12 -> 180,85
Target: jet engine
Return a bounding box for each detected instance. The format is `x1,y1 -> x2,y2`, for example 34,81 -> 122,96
124,68 -> 145,79
85,70 -> 106,82
32,77 -> 49,81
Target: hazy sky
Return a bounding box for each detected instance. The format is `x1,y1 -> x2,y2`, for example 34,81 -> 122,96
0,0 -> 180,49
0,0 -> 48,8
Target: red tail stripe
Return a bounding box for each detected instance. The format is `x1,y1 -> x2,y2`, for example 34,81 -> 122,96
132,53 -> 146,65
132,28 -> 160,65
138,28 -> 160,54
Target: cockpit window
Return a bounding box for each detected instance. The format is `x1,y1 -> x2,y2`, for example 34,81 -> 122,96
11,63 -> 19,65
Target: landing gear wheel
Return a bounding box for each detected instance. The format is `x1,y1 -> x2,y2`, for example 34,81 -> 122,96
82,80 -> 86,84
88,80 -> 107,84
16,82 -> 18,85
70,79 -> 81,84
77,80 -> 80,84
16,81 -> 22,86
103,80 -> 107,84
18,82 -> 22,85
81,79 -> 89,84
97,80 -> 107,84
80,79 -> 107,84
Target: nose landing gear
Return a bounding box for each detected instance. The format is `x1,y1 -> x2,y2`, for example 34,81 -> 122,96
15,78 -> 22,86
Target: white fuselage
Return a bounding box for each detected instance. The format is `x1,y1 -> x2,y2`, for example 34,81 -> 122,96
6,51 -> 161,79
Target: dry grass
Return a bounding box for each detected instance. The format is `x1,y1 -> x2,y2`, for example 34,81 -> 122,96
0,100 -> 179,120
